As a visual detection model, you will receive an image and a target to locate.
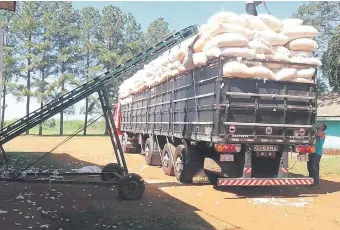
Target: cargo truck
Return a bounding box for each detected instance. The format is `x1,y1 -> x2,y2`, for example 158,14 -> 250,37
113,48 -> 317,188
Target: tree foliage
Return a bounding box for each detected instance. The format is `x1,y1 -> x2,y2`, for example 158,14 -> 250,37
322,26 -> 340,92
145,17 -> 173,47
293,1 -> 340,93
1,2 -> 173,135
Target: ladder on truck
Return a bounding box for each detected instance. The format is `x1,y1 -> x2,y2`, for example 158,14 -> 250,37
0,25 -> 199,199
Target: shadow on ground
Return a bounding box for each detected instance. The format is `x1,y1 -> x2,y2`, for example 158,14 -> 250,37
146,174 -> 340,200
0,151 -> 237,230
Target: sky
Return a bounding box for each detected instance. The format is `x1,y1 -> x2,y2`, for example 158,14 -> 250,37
4,1 -> 305,121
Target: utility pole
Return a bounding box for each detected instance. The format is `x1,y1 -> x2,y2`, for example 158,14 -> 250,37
0,1 -> 16,129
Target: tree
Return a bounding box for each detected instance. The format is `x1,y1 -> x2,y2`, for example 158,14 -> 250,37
145,17 -> 173,47
124,13 -> 145,58
322,26 -> 340,92
0,10 -> 17,129
79,6 -> 101,135
98,6 -> 127,135
293,2 -> 340,56
44,2 -> 81,135
293,2 -> 340,93
10,1 -> 41,134
31,3 -> 56,135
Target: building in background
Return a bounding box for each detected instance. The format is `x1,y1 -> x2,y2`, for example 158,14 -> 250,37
317,93 -> 340,154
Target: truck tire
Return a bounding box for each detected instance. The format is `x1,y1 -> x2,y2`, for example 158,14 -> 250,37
144,138 -> 162,166
174,144 -> 206,183
161,143 -> 175,176
121,133 -> 140,154
173,144 -> 193,183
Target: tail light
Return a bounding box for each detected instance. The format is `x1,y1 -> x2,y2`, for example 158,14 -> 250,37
214,144 -> 241,153
294,145 -> 316,154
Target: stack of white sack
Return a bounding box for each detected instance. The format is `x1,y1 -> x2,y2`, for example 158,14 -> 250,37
118,12 -> 322,103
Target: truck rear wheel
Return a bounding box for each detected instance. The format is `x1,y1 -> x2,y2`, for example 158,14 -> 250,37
174,144 -> 206,183
144,138 -> 162,166
174,144 -> 193,183
161,143 -> 175,176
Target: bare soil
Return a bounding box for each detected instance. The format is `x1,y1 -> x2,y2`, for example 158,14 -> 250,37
1,136 -> 340,230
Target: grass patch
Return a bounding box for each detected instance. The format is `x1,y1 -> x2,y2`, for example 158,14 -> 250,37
3,119 -> 106,136
289,154 -> 340,177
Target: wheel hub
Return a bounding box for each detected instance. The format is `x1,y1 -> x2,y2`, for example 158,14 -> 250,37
175,157 -> 183,173
162,152 -> 170,168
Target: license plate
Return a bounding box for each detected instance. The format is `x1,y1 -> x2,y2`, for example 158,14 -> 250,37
297,154 -> 309,162
220,154 -> 234,162
254,145 -> 278,152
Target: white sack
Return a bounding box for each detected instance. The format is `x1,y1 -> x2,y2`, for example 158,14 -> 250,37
285,38 -> 319,52
205,47 -> 256,60
290,57 -> 322,67
241,14 -> 269,30
177,36 -> 197,62
78,166 -> 102,173
181,53 -> 196,71
222,61 -> 252,78
296,68 -> 316,79
208,11 -> 247,27
280,25 -> 319,41
193,52 -> 208,67
258,14 -> 283,32
294,78 -> 314,84
249,65 -> 275,80
203,33 -> 249,51
248,40 -> 272,54
193,23 -> 254,52
281,18 -> 304,27
264,54 -> 291,69
274,68 -> 297,81
254,30 -> 289,46
289,51 -> 313,58
271,46 -> 291,57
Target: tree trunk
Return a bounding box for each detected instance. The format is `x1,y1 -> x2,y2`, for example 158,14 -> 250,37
59,61 -> 66,136
38,70 -> 45,136
84,97 -> 89,136
1,81 -> 6,129
83,50 -> 90,136
59,79 -> 64,136
38,100 -> 43,135
26,59 -> 31,135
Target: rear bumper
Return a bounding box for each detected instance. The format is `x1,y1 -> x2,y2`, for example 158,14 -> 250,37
217,178 -> 314,186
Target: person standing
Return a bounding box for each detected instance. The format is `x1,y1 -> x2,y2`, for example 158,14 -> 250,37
246,1 -> 264,16
308,123 -> 327,189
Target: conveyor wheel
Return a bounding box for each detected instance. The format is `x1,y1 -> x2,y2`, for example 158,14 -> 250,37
118,173 -> 145,200
101,163 -> 125,181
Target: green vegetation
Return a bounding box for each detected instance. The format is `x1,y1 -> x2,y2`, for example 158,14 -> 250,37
294,2 -> 340,93
0,2 -> 173,136
3,119 -> 106,136
289,154 -> 340,177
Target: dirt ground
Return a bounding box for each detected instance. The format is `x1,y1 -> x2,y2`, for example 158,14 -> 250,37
1,136 -> 340,230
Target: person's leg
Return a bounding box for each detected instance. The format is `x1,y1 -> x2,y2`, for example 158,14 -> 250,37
307,154 -> 313,178
312,154 -> 322,187
246,3 -> 258,16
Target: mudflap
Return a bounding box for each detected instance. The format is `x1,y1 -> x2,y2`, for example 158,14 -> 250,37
181,144 -> 210,184
217,177 -> 314,186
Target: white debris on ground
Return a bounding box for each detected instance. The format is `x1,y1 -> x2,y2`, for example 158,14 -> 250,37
16,195 -> 25,200
250,197 -> 312,207
77,166 -> 101,173
0,210 -> 8,214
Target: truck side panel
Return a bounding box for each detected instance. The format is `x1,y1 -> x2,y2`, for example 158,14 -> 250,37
121,59 -> 316,145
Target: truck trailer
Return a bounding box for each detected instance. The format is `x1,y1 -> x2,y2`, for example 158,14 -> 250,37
113,54 -> 317,187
